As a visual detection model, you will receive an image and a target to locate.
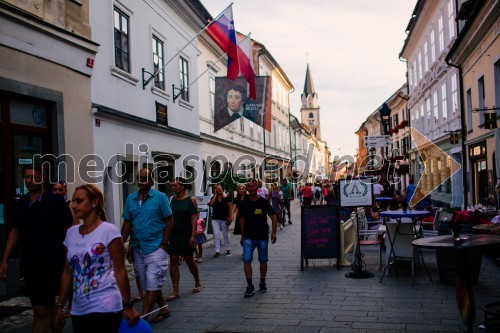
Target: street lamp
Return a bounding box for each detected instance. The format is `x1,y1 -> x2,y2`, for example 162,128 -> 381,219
379,103 -> 391,135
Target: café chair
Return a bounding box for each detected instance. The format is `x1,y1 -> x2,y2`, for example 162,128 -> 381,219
354,218 -> 384,271
381,218 -> 417,282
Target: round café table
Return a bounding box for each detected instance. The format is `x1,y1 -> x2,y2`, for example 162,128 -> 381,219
379,210 -> 431,284
374,196 -> 393,209
413,234 -> 500,333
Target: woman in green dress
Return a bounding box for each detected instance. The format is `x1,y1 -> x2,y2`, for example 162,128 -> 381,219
165,177 -> 202,301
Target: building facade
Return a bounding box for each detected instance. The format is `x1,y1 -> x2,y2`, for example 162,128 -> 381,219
0,0 -> 97,298
400,0 -> 463,208
89,0 -> 208,225
446,0 -> 500,207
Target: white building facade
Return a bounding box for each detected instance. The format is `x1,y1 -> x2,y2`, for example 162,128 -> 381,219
401,0 -> 463,208
89,0 -> 207,226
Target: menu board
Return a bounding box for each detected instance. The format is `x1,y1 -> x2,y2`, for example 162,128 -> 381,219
301,205 -> 340,270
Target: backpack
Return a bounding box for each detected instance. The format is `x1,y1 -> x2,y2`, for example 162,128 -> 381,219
314,188 -> 321,198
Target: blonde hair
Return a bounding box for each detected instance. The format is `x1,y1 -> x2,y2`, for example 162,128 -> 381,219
75,184 -> 108,221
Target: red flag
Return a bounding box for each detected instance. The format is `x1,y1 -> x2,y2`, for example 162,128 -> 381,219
206,6 -> 239,80
237,35 -> 256,100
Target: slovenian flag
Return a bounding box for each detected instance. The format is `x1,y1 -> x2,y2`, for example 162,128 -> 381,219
206,6 -> 239,80
237,34 -> 256,100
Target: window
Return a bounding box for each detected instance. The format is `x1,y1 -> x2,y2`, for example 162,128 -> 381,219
478,76 -> 485,125
257,126 -> 262,141
418,51 -> 423,80
420,104 -> 425,131
433,91 -> 439,124
466,89 -> 473,132
438,15 -> 444,53
495,60 -> 500,116
423,42 -> 429,73
448,0 -> 455,39
451,74 -> 458,116
426,97 -> 431,129
441,83 -> 448,122
249,121 -> 254,137
273,121 -> 277,147
430,28 -> 436,63
179,57 -> 189,101
409,64 -> 415,89
393,114 -> 399,129
152,36 -> 164,90
240,117 -> 244,132
209,76 -> 215,119
114,7 -> 130,72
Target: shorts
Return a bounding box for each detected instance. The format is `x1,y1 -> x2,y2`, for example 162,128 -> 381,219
24,266 -> 63,307
133,247 -> 169,291
242,238 -> 269,264
283,198 -> 291,210
71,311 -> 122,333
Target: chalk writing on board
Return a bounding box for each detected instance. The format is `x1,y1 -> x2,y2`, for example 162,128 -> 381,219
301,206 -> 339,259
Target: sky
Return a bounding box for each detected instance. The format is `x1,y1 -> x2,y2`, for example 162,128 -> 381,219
201,0 -> 417,161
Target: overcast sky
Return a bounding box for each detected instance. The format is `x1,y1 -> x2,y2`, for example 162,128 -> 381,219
201,0 -> 416,160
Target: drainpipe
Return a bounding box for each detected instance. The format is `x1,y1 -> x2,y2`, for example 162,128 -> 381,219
288,87 -> 295,182
446,60 -> 468,208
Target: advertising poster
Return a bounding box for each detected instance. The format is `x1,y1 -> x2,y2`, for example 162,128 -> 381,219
214,76 -> 272,132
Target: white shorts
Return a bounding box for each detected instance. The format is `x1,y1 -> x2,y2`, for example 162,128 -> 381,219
133,247 -> 169,291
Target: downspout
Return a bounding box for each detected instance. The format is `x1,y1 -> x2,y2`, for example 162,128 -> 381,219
257,46 -> 267,180
446,60 -> 468,208
287,87 -> 295,183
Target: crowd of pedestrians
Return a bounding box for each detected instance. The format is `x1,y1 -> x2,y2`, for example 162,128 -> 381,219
0,166 -> 296,332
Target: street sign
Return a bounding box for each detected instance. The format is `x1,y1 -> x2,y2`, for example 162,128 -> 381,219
363,135 -> 390,148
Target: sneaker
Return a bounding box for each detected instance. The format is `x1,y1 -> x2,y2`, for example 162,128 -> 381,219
244,285 -> 254,297
288,220 -> 292,225
226,250 -> 232,256
280,224 -> 283,230
213,252 -> 220,258
259,282 -> 267,293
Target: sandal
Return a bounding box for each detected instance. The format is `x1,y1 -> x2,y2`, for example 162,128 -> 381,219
152,310 -> 170,323
165,295 -> 180,301
193,286 -> 202,293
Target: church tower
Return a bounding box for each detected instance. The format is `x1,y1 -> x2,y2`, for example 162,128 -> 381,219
300,63 -> 321,139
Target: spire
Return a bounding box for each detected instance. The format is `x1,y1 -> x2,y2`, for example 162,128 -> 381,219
303,63 -> 316,97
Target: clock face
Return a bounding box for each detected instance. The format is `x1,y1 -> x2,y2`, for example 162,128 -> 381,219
32,107 -> 44,125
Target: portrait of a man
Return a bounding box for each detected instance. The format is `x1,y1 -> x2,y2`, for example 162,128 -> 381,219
214,77 -> 272,132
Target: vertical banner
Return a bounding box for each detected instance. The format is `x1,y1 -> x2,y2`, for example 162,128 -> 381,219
214,76 -> 272,132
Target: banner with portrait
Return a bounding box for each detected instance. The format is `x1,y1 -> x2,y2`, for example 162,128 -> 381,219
214,76 -> 272,132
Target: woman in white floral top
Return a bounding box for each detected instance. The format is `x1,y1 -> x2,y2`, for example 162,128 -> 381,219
55,184 -> 138,332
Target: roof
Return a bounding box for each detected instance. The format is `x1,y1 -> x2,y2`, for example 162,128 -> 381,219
303,63 -> 316,97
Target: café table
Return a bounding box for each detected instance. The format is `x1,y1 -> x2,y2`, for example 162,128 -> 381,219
379,210 -> 431,284
412,234 -> 500,333
374,196 -> 393,209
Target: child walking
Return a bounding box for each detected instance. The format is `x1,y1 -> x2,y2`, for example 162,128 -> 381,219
194,212 -> 208,263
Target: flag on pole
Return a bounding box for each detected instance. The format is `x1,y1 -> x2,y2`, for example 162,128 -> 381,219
237,34 -> 256,100
206,6 -> 239,80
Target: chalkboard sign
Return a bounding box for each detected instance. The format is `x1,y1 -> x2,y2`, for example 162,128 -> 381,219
301,205 -> 340,270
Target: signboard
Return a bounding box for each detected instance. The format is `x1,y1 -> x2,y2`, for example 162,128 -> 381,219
301,205 -> 340,270
363,135 -> 390,148
339,179 -> 373,207
155,101 -> 168,126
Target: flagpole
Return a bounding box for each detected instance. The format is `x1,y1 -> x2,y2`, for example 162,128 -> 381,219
142,3 -> 234,89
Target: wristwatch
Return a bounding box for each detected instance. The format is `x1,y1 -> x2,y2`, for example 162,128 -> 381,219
122,299 -> 134,308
